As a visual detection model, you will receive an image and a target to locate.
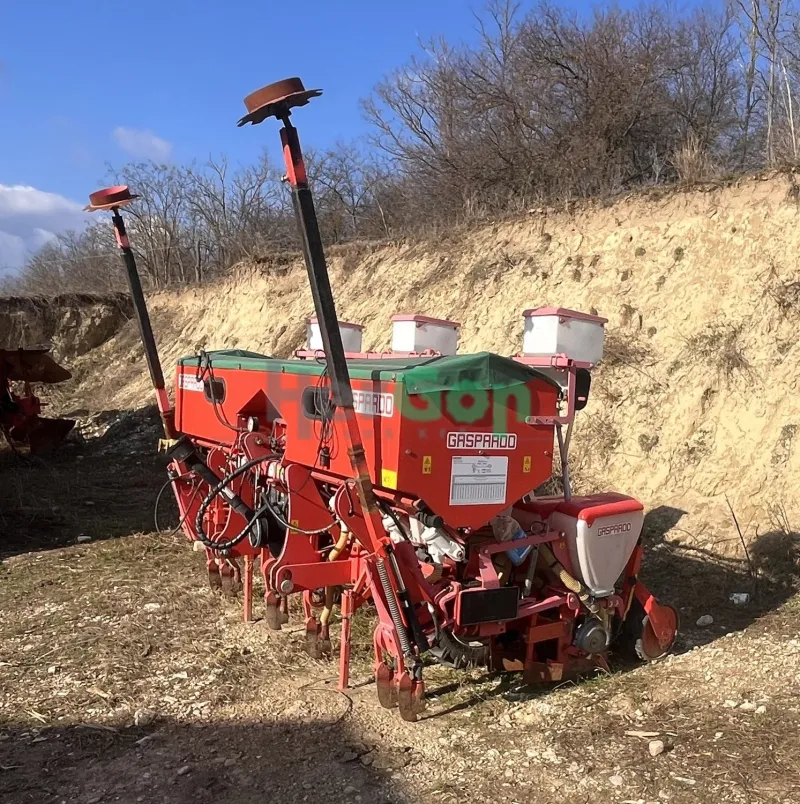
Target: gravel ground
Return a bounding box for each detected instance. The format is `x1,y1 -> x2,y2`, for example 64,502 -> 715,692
1,429 -> 799,803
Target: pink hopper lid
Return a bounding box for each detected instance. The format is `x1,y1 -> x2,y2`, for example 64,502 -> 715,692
391,314 -> 461,328
307,316 -> 363,330
522,306 -> 608,324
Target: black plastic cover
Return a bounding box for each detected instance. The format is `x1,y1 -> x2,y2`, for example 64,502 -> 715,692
456,586 -> 520,626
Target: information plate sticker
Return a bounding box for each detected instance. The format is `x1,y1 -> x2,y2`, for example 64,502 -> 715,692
178,374 -> 204,392
449,456 -> 508,506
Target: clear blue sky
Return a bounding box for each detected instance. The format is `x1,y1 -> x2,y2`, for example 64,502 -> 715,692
0,0 -> 506,199
0,0 -> 642,270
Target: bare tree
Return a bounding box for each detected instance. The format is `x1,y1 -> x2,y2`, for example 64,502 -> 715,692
5,222 -> 121,296
108,162 -> 192,288
11,0 -> 800,297
365,1 -> 743,216
183,152 -> 286,273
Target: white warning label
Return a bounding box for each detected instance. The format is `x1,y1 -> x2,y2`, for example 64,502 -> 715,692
178,374 -> 204,392
449,456 -> 508,506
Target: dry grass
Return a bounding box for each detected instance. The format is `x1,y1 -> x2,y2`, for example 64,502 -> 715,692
423,591 -> 800,803
0,528 -> 337,724
673,133 -> 716,185
575,410 -> 621,458
2,424 -> 800,803
602,330 -> 652,368
766,270 -> 800,316
0,529 -> 410,803
531,651 -> 800,803
684,323 -> 752,385
0,534 -> 269,725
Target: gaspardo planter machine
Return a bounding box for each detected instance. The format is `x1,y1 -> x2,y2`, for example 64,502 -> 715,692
87,77 -> 678,722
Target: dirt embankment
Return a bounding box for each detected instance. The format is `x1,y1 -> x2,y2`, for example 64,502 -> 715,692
8,173 -> 800,553
0,294 -> 131,362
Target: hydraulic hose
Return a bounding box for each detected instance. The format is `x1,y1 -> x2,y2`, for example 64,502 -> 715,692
200,499 -> 274,554
540,543 -> 599,613
193,447 -> 336,552
168,436 -> 258,525
194,455 -> 275,552
153,473 -> 201,536
377,500 -> 411,542
259,491 -> 336,536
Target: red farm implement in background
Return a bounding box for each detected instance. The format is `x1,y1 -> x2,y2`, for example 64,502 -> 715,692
0,349 -> 75,455
87,77 -> 678,722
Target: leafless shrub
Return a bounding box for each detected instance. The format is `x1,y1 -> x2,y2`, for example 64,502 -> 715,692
684,323 -> 752,384
768,502 -> 794,535
592,377 -> 623,406
771,423 -> 798,465
566,413 -> 621,486
766,271 -> 800,315
602,331 -> 651,368
534,474 -> 565,496
11,0 -> 800,295
535,455 -> 590,496
684,426 -> 712,465
638,433 -> 660,454
701,386 -> 717,413
365,1 -> 746,223
577,412 -> 621,458
752,503 -> 799,579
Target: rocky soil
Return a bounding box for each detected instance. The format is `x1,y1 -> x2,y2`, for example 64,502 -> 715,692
1,418 -> 798,804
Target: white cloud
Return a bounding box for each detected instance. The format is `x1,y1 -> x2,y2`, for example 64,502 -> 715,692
113,126 -> 172,161
29,227 -> 59,251
0,230 -> 26,273
0,185 -> 89,272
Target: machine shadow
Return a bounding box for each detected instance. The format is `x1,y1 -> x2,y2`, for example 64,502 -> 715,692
421,671 -> 552,721
0,716 -> 403,804
0,406 -> 167,560
640,505 -> 799,649
422,505 -> 799,720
